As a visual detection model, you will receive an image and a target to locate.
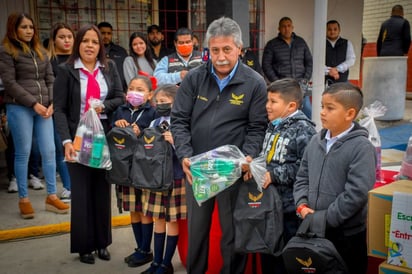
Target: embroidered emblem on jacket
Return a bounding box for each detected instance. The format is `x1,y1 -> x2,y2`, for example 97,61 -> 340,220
230,93 -> 244,106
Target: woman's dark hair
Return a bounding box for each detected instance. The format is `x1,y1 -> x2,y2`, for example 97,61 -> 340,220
128,32 -> 156,71
67,24 -> 107,68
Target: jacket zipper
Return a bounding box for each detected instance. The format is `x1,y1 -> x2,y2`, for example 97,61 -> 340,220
30,50 -> 42,105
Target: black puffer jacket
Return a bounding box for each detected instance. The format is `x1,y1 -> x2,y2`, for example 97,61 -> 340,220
262,33 -> 313,82
0,45 -> 54,107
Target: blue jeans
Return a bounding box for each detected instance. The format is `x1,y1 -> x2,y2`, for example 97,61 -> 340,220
301,95 -> 312,119
54,119 -> 71,190
6,104 -> 57,198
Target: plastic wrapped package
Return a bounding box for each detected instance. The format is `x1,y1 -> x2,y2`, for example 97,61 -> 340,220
396,136 -> 412,180
71,98 -> 112,170
358,100 -> 387,183
190,145 -> 266,206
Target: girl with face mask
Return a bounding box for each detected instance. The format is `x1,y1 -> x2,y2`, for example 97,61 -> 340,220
111,75 -> 158,268
140,84 -> 186,274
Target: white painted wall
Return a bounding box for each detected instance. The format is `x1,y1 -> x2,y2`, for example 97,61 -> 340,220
264,0 -> 364,81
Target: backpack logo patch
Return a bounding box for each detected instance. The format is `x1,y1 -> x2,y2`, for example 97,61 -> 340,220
247,191 -> 263,208
143,135 -> 155,149
113,136 -> 125,149
296,257 -> 316,273
230,93 -> 244,106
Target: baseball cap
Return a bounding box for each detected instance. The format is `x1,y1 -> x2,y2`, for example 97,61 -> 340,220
147,24 -> 161,33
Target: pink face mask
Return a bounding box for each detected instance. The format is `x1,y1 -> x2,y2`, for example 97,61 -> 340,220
126,91 -> 145,107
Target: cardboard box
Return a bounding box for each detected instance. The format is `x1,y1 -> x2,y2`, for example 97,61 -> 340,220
379,261 -> 412,274
368,180 -> 412,258
387,192 -> 412,269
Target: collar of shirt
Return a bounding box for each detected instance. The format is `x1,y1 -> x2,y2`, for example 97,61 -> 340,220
327,36 -> 341,47
176,52 -> 193,66
74,59 -> 108,118
74,58 -> 103,71
325,122 -> 354,153
211,60 -> 239,92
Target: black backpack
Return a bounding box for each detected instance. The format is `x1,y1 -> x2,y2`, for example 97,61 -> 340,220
234,182 -> 284,255
130,126 -> 174,191
106,126 -> 138,186
282,210 -> 349,274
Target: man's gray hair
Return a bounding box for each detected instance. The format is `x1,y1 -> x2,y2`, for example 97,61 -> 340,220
204,17 -> 243,48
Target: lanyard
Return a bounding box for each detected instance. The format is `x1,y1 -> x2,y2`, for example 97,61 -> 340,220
133,109 -> 144,124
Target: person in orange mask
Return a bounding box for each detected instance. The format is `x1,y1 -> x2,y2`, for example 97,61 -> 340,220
154,28 -> 202,85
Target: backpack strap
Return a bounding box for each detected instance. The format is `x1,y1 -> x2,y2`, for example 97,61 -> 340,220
296,210 -> 328,238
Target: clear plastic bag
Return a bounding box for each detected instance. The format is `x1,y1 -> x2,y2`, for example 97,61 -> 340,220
190,145 -> 266,206
396,136 -> 412,180
358,100 -> 387,183
249,155 -> 267,192
71,99 -> 112,170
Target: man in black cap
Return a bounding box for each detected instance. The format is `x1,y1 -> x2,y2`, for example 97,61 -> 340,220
147,24 -> 172,61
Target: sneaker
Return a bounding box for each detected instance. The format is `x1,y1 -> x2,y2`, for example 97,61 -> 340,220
8,177 -> 18,193
45,196 -> 69,214
60,188 -> 71,203
19,201 -> 35,219
28,174 -> 44,190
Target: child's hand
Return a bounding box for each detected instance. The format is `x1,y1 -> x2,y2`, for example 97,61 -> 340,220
163,130 -> 173,145
301,207 -> 315,219
115,119 -> 130,128
262,171 -> 272,189
132,123 -> 140,136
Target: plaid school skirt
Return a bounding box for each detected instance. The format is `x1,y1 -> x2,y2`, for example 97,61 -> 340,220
120,185 -> 142,212
141,178 -> 187,222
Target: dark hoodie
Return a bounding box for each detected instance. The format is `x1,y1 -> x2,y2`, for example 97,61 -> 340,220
294,122 -> 376,236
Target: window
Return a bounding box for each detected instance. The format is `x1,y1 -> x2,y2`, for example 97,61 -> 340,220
33,0 -> 264,56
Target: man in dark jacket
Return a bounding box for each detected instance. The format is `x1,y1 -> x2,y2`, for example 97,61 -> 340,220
171,17 -> 267,274
262,17 -> 313,118
98,22 -> 128,89
377,5 -> 411,56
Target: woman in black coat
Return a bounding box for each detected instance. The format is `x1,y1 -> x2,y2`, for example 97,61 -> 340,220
53,24 -> 124,264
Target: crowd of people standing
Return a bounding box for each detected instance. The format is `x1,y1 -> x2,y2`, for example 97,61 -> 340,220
0,4 -> 409,274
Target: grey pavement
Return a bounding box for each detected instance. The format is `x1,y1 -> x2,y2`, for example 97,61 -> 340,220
1,99 -> 412,274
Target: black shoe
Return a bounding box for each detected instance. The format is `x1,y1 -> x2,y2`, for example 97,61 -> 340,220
127,249 -> 153,268
124,248 -> 139,263
79,253 -> 95,264
156,264 -> 174,274
96,248 -> 111,261
141,262 -> 160,274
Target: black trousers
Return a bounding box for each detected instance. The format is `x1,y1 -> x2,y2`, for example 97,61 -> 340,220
68,162 -> 112,254
185,180 -> 246,274
327,228 -> 368,274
